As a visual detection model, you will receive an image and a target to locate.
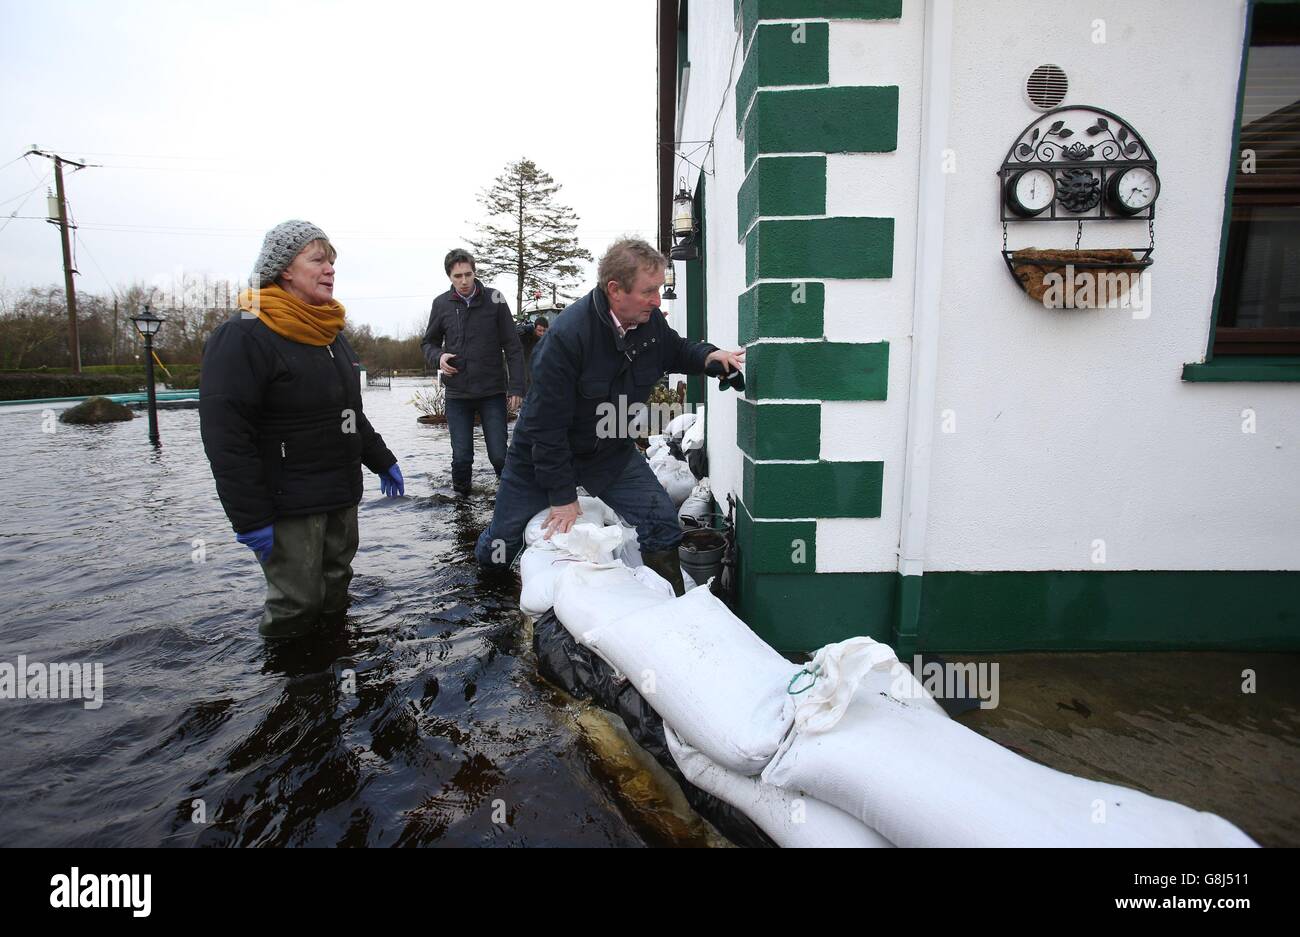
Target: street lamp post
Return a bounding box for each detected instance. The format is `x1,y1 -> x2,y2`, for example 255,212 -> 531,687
129,305 -> 166,446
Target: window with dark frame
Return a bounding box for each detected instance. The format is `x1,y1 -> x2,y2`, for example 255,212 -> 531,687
1216,2 -> 1300,356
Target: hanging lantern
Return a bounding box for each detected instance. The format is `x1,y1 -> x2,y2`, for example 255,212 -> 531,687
672,179 -> 695,237
662,262 -> 677,300
670,177 -> 699,261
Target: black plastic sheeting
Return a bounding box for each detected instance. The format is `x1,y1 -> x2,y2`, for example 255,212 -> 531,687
533,609 -> 777,848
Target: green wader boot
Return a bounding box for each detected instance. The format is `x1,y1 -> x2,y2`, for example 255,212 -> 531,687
258,507 -> 359,638
640,547 -> 686,597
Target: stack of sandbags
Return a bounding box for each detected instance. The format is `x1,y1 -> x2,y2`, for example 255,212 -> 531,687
680,405 -> 705,452
761,640 -> 1260,848
647,448 -> 696,506
663,726 -> 893,848
554,582 -> 905,845
552,562 -> 675,641
664,411 -> 697,440
518,496 -> 638,615
573,583 -> 799,775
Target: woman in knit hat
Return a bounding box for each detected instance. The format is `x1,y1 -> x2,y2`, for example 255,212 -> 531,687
199,220 -> 405,639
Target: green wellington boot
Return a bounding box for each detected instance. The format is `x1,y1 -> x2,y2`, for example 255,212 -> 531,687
640,548 -> 686,597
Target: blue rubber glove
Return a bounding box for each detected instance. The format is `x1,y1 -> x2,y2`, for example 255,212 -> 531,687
236,524 -> 274,563
379,463 -> 404,497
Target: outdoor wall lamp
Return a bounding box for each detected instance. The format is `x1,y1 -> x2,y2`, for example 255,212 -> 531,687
662,262 -> 677,300
670,179 -> 699,261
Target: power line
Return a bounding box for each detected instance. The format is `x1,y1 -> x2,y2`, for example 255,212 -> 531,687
0,174 -> 51,210
0,175 -> 52,235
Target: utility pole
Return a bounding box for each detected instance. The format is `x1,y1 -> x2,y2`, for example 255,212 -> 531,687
26,148 -> 91,374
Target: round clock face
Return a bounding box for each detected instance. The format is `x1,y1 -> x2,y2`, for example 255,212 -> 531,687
1013,169 -> 1054,214
1111,166 -> 1159,213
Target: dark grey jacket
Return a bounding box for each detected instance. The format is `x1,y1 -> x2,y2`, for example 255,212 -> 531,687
509,286 -> 716,506
420,280 -> 525,399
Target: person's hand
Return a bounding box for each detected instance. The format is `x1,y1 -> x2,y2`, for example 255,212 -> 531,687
705,347 -> 746,374
507,395 -> 522,412
439,353 -> 459,376
379,463 -> 405,497
236,524 -> 274,563
542,501 -> 582,539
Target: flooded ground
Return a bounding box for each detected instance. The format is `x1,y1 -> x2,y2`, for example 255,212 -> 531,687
954,651 -> 1300,848
0,378 -> 1294,847
0,379 -> 717,847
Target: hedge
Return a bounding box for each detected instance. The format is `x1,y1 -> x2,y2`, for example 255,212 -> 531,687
0,366 -> 200,400
0,373 -> 149,401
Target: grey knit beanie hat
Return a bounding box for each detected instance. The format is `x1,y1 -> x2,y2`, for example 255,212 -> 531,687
251,219 -> 331,288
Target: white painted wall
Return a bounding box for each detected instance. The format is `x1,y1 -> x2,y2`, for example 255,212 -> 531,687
818,4 -> 925,572
925,0 -> 1300,571
680,0 -> 1296,576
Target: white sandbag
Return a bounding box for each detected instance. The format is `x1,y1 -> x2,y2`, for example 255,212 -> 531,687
681,405 -> 705,451
649,455 -> 696,506
552,562 -> 675,642
665,724 -> 893,849
580,583 -> 800,775
789,637 -> 947,729
617,524 -> 642,568
523,496 -> 622,549
665,411 -> 697,438
762,683 -> 1259,848
518,547 -> 588,616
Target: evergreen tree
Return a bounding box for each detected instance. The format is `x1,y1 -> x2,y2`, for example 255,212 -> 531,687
468,158 -> 592,318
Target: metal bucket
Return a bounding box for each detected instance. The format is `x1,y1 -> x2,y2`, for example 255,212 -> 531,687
678,528 -> 725,586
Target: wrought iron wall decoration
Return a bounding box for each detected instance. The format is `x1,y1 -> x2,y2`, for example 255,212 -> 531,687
998,105 -> 1159,301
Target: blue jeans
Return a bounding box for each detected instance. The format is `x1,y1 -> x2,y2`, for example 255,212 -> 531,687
445,394 -> 508,489
475,449 -> 682,567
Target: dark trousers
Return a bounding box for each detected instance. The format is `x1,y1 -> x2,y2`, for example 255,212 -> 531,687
474,450 -> 682,567
258,506 -> 359,639
445,394 -> 508,489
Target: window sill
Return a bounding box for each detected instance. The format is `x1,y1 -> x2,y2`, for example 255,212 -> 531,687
1181,357 -> 1300,383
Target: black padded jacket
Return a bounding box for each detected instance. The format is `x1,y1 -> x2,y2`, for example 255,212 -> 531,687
199,315 -> 397,533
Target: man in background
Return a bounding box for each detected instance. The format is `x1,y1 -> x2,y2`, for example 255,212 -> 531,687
517,315 -> 548,394
421,249 -> 525,495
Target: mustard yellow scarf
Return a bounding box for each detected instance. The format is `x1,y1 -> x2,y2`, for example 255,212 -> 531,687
239,284 -> 346,346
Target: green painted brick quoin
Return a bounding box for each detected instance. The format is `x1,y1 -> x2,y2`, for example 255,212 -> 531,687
738,281 -> 825,344
736,22 -> 829,136
745,340 -> 889,400
737,398 -> 820,460
739,0 -> 904,54
743,457 -> 883,518
744,85 -> 898,171
746,217 -> 893,284
737,156 -> 827,242
736,498 -> 818,575
740,570 -> 897,651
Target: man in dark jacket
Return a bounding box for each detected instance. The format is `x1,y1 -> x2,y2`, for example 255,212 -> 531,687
473,238 -> 744,594
421,249 -> 525,495
517,315 -> 548,393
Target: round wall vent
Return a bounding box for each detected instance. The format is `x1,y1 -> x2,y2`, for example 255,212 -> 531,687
1025,64 -> 1068,110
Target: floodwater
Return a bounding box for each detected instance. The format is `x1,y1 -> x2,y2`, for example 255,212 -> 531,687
0,379 -> 719,847
0,379 -> 1294,847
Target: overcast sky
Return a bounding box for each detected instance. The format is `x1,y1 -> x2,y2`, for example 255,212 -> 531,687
0,0 -> 659,337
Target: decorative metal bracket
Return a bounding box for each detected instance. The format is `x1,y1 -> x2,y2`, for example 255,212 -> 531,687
998,105 -> 1159,292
